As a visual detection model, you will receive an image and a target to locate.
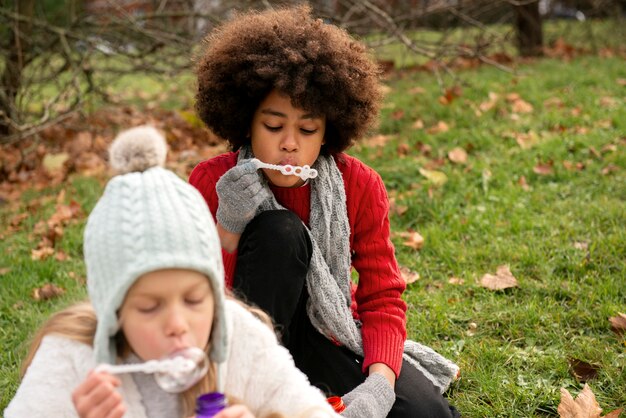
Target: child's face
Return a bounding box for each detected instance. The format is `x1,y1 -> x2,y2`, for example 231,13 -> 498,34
118,269 -> 215,361
250,89 -> 326,188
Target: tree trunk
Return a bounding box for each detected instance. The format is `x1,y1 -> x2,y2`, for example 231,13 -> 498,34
0,0 -> 35,140
514,1 -> 543,57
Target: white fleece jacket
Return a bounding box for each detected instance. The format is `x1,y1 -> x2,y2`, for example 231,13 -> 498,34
5,300 -> 339,418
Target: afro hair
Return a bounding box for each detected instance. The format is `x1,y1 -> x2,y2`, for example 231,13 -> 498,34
195,5 -> 383,155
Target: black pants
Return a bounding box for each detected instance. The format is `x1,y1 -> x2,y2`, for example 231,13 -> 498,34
233,210 -> 460,418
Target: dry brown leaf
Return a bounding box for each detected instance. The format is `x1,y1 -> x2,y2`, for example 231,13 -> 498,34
512,99 -> 534,114
601,164 -> 619,176
563,161 -> 586,172
599,97 -> 618,108
31,247 -> 55,261
514,131 -> 539,149
412,119 -> 425,129
534,161 -> 554,176
557,384 -> 621,418
397,231 -> 425,250
573,241 -> 589,251
448,277 -> 464,285
518,175 -> 530,191
0,267 -> 11,275
391,109 -> 405,120
448,147 -> 468,164
399,265 -> 420,284
362,134 -> 393,148
426,121 -> 450,134
389,197 -> 409,217
397,143 -> 411,156
438,85 -> 462,105
617,78 -> 626,86
479,265 -> 518,290
479,92 -> 499,112
568,357 -> 600,382
409,86 -> 426,95
55,250 -> 70,261
609,313 -> 626,335
32,283 -> 65,301
544,97 -> 564,108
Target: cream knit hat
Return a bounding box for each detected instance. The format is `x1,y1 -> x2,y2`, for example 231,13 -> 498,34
84,125 -> 227,366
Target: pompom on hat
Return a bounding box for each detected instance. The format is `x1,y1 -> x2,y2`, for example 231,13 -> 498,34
84,125 -> 228,369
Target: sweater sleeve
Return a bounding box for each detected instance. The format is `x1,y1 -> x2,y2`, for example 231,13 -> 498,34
343,157 -> 407,377
4,335 -> 93,418
189,152 -> 239,286
223,301 -> 340,418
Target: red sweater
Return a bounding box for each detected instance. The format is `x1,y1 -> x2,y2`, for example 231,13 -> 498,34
189,152 -> 407,376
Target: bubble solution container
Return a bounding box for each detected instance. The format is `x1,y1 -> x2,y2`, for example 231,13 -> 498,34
327,396 -> 346,413
196,392 -> 227,417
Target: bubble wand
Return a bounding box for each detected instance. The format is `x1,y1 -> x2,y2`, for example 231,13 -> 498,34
251,158 -> 318,181
95,347 -> 209,393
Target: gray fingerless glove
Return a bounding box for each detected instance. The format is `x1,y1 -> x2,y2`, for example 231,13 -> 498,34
216,159 -> 270,233
341,373 -> 395,418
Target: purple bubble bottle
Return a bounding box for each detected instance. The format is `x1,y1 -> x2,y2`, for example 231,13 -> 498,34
196,392 -> 227,417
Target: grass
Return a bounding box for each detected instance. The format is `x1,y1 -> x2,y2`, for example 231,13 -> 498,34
1,31 -> 625,418
353,54 -> 625,416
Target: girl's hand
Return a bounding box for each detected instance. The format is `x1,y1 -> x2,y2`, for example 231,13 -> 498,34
214,404 -> 256,418
71,371 -> 126,418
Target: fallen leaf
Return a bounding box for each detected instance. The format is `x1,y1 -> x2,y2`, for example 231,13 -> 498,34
426,121 -> 449,134
563,161 -> 586,171
415,141 -> 431,156
448,277 -> 464,285
399,265 -> 420,284
362,134 -> 393,148
397,231 -> 425,250
573,241 -> 589,251
42,152 -> 70,173
466,322 -> 477,336
31,246 -> 55,260
409,86 -> 426,95
617,78 -> 626,86
534,161 -> 554,176
0,267 -> 11,275
9,212 -> 28,228
518,175 -> 530,191
391,109 -> 405,120
557,384 -> 621,418
601,164 -> 619,176
514,131 -> 539,149
389,197 -> 409,217
512,99 -> 534,113
397,143 -> 411,156
609,313 -> 626,335
544,97 -> 564,108
55,250 -> 70,261
480,265 -> 518,290
568,357 -> 600,382
599,96 -> 617,108
419,168 -> 448,186
32,283 -> 65,301
412,119 -> 425,129
478,92 -> 499,112
438,85 -> 462,105
448,147 -> 468,164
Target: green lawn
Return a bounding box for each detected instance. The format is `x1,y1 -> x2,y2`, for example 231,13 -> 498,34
1,52 -> 625,416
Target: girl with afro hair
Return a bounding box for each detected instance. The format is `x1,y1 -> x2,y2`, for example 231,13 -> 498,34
190,6 -> 460,418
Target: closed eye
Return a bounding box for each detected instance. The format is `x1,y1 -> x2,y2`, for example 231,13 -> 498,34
300,128 -> 318,135
264,124 -> 281,132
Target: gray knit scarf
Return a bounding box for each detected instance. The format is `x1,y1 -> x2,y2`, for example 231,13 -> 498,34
238,146 -> 459,393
